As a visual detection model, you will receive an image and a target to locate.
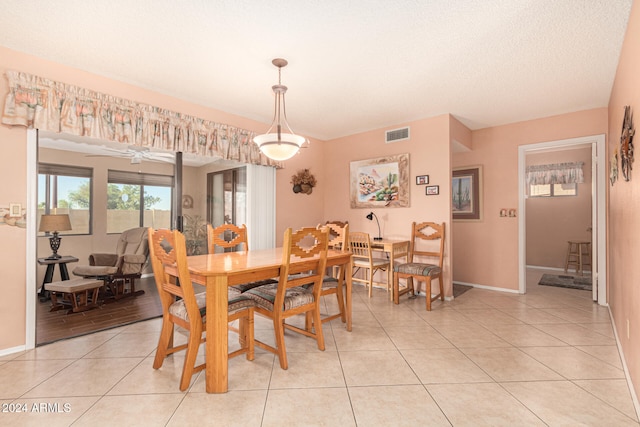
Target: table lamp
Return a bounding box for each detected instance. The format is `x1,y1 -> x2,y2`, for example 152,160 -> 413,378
366,212 -> 383,241
39,214 -> 72,259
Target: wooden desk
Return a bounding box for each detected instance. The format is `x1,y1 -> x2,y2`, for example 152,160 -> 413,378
169,247 -> 353,393
37,256 -> 79,301
370,239 -> 410,300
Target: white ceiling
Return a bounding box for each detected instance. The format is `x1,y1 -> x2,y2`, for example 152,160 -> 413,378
0,0 -> 633,144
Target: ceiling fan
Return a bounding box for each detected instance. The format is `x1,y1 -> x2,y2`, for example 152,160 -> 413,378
86,145 -> 175,164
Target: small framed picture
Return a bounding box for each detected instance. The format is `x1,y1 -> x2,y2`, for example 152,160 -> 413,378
426,185 -> 439,195
415,175 -> 429,185
9,203 -> 22,217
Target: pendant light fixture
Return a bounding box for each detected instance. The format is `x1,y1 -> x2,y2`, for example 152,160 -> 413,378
253,58 -> 306,161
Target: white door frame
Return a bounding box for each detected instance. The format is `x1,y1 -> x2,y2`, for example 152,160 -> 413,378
25,129 -> 38,349
518,134 -> 606,305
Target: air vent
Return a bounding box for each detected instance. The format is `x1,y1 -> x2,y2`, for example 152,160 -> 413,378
385,127 -> 410,143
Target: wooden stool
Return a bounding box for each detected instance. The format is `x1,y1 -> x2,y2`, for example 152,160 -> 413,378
48,278 -> 103,314
564,241 -> 591,276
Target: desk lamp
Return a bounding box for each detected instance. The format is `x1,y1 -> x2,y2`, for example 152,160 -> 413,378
39,214 -> 72,259
366,212 -> 383,241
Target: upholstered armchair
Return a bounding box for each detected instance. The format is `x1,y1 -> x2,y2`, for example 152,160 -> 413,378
73,227 -> 149,299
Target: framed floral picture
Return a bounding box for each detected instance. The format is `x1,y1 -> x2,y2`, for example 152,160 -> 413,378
452,166 -> 482,221
350,153 -> 410,208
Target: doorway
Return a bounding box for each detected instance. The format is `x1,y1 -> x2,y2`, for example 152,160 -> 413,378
518,134 -> 606,305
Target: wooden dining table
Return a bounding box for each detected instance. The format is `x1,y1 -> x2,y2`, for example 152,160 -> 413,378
167,247 -> 353,393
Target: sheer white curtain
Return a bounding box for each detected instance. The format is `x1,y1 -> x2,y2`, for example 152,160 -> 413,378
246,164 -> 276,249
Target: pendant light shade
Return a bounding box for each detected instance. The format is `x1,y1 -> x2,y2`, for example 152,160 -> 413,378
253,58 -> 306,161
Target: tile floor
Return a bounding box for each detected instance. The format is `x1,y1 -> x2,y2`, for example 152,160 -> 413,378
1,269 -> 638,426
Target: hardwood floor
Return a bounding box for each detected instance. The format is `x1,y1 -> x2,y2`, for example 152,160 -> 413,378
36,277 -> 162,345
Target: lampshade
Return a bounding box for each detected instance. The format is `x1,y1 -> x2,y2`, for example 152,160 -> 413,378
253,132 -> 306,161
39,214 -> 72,233
253,58 -> 306,161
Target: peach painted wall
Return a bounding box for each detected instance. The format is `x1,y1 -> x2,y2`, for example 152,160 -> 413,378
274,136 -> 325,246
0,46 -> 320,351
525,146 -> 592,269
607,0 -> 640,402
0,121 -> 28,350
452,109 -> 607,291
322,115 -> 453,296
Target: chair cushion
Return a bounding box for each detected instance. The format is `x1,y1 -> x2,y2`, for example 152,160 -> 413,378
47,278 -> 103,293
232,278 -> 278,293
245,282 -> 314,311
303,275 -> 338,290
73,265 -> 118,277
169,289 -> 253,321
353,257 -> 389,269
393,262 -> 441,276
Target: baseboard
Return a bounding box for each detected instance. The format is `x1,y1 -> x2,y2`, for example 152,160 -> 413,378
608,308 -> 640,420
412,290 -> 454,301
526,265 -> 565,272
0,344 -> 26,357
526,265 -> 593,274
453,281 -> 520,294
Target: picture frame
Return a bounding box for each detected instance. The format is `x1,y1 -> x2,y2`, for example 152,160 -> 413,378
350,153 -> 410,208
425,185 -> 439,195
452,166 -> 483,221
9,203 -> 22,217
416,175 -> 429,185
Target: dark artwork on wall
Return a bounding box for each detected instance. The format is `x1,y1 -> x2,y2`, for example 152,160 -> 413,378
620,105 -> 635,181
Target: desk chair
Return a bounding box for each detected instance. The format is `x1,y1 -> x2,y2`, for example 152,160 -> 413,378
350,231 -> 391,298
393,222 -> 445,311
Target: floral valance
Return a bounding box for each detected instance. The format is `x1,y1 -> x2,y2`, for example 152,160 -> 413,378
526,162 -> 584,185
1,70 -> 281,168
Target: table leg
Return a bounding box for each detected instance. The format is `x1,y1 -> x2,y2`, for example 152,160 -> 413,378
59,262 -> 70,280
388,247 -> 395,301
39,264 -> 56,301
205,275 -> 230,393
345,257 -> 353,332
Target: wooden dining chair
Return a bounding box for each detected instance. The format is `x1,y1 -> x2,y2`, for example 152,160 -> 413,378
349,231 -> 391,298
148,227 -> 257,391
393,222 -> 445,311
316,222 -> 350,324
207,223 -> 277,293
207,223 -> 249,253
245,227 -> 329,370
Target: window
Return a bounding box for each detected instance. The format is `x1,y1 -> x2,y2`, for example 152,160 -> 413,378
38,163 -> 92,235
107,170 -> 174,233
526,162 -> 583,198
529,183 -> 578,197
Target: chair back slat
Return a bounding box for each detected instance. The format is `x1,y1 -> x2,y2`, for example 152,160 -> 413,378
410,222 -> 445,268
207,223 -> 249,253
320,222 -> 350,251
148,227 -> 202,322
275,227 -> 329,307
349,231 -> 373,261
